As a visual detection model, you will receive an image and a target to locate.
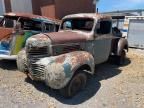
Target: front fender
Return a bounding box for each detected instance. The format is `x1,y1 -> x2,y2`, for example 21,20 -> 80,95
117,38 -> 128,56
36,51 -> 95,89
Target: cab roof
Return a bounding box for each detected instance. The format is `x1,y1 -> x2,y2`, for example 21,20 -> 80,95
4,12 -> 61,24
63,13 -> 112,20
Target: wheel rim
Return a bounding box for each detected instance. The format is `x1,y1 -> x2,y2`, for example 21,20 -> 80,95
68,73 -> 87,97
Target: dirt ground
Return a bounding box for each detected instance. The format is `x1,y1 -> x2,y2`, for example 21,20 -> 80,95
0,48 -> 143,108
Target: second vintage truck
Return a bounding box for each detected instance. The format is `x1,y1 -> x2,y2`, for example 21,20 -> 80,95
17,13 -> 128,97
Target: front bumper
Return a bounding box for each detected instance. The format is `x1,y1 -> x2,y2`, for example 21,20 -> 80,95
0,50 -> 17,60
0,54 -> 17,60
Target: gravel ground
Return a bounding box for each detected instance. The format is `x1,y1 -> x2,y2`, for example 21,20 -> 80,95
0,48 -> 144,108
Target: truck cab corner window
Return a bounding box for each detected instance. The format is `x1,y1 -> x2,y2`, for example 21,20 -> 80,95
96,20 -> 112,35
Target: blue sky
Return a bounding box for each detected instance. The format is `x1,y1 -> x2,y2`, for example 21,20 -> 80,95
97,0 -> 144,12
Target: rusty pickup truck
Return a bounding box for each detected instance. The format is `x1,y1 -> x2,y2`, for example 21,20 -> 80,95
0,12 -> 60,60
17,13 -> 128,97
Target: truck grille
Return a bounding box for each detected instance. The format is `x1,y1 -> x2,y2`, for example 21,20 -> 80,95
27,47 -> 48,80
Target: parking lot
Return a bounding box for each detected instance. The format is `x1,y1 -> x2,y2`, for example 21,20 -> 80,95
0,48 -> 144,108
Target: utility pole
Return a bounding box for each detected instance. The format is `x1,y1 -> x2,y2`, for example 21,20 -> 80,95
93,0 -> 99,13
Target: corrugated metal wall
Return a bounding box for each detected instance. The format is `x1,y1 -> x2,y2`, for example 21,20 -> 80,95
31,0 -> 56,19
10,0 -> 32,13
128,19 -> 144,49
0,0 -> 5,15
55,0 -> 95,19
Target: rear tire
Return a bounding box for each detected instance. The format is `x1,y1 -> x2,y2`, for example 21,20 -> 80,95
16,50 -> 28,72
60,71 -> 87,98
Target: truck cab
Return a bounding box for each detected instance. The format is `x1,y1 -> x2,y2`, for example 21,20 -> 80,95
17,13 -> 128,97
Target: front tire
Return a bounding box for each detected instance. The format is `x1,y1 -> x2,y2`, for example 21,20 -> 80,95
60,71 -> 87,98
16,49 -> 28,72
116,50 -> 126,65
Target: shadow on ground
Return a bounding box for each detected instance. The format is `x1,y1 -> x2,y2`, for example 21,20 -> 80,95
25,61 -> 126,105
122,57 -> 131,67
108,56 -> 131,67
0,60 -> 17,70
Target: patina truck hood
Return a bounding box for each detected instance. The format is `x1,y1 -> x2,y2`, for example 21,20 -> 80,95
44,31 -> 87,44
0,27 -> 13,40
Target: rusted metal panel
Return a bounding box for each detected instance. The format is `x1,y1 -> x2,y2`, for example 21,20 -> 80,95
0,27 -> 12,40
34,51 -> 95,89
26,34 -> 51,48
52,44 -> 81,56
63,13 -> 112,21
44,31 -> 87,44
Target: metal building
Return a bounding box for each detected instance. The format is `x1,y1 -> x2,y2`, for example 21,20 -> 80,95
0,0 -> 5,15
32,0 -> 95,19
0,0 -> 33,15
123,16 -> 144,49
0,0 -> 95,19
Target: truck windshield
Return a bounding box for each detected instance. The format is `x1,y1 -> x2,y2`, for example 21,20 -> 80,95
61,18 -> 94,32
0,18 -> 16,28
0,17 -> 42,31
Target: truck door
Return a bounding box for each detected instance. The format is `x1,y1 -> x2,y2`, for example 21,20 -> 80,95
93,20 -> 113,64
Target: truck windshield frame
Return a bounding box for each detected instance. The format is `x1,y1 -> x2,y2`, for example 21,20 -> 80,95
60,18 -> 94,32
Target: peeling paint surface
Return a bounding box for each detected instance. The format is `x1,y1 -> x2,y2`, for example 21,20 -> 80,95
26,34 -> 51,48
0,27 -> 13,40
63,13 -> 111,21
34,51 -> 94,89
45,31 -> 87,44
25,13 -> 115,90
17,49 -> 28,72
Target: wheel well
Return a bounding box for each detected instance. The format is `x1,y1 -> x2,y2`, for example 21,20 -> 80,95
76,64 -> 91,73
124,44 -> 128,51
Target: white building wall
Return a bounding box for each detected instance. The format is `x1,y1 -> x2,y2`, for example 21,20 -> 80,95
142,11 -> 144,16
11,0 -> 32,13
